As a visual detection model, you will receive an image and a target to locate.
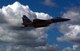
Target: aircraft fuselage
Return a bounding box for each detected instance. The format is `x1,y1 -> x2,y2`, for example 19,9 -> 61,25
22,19 -> 52,28
22,15 -> 70,28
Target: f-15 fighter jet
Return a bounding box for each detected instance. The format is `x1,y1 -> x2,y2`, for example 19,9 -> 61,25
22,15 -> 70,28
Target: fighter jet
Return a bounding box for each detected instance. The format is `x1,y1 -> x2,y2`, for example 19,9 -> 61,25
22,15 -> 70,28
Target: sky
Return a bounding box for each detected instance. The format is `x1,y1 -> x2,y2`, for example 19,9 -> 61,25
0,0 -> 80,51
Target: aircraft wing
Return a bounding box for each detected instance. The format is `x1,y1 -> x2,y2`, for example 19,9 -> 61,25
33,19 -> 46,22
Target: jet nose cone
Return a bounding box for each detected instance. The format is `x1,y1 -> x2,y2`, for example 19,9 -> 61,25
64,19 -> 70,21
64,18 -> 70,21
58,18 -> 70,22
51,18 -> 70,23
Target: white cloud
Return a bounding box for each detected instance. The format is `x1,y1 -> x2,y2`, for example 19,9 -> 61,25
57,7 -> 80,45
34,45 -> 58,51
0,44 -> 58,51
0,1 -> 54,47
61,8 -> 80,25
63,45 -> 80,51
42,0 -> 56,7
0,1 -> 59,51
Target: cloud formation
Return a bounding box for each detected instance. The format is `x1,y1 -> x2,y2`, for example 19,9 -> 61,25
0,44 -> 58,51
63,45 -> 80,51
0,1 -> 58,51
42,0 -> 56,7
0,1 -> 53,47
57,7 -> 80,51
